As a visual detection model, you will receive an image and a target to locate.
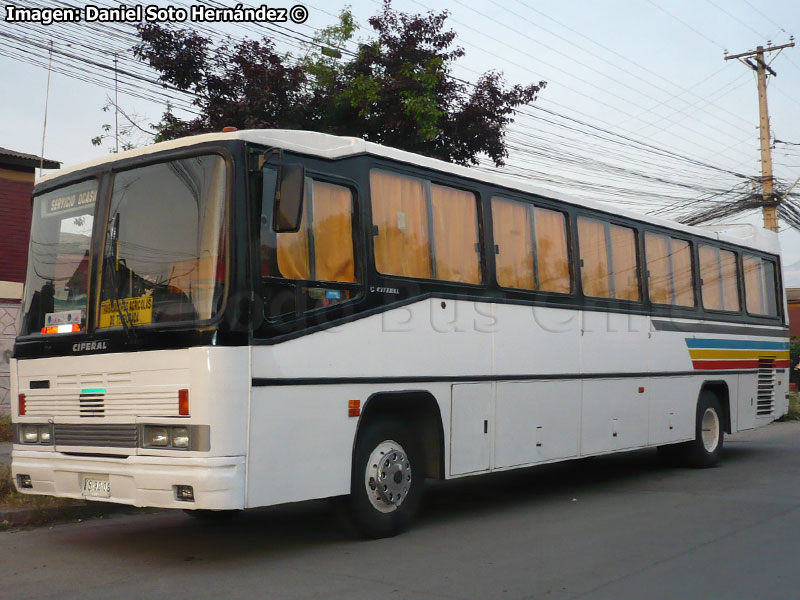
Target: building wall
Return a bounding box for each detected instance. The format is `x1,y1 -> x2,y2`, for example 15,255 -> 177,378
0,167 -> 34,284
0,166 -> 34,413
789,303 -> 800,339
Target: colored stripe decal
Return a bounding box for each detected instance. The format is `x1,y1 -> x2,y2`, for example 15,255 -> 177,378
691,359 -> 789,370
685,338 -> 790,371
688,349 -> 789,360
684,339 -> 789,350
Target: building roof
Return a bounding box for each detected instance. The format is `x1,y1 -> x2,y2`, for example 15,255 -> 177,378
786,288 -> 800,303
36,129 -> 780,254
0,146 -> 60,170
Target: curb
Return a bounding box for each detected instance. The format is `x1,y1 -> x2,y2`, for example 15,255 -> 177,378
0,502 -> 156,528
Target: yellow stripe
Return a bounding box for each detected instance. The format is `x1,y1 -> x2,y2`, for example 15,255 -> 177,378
0,167 -> 34,183
689,349 -> 788,360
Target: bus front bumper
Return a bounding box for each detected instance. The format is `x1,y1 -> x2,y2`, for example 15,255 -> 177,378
11,449 -> 245,510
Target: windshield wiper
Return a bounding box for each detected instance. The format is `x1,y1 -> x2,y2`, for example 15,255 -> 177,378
105,213 -> 136,341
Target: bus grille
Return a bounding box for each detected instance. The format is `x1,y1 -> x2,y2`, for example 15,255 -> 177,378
54,424 -> 138,448
757,358 -> 776,417
22,388 -> 182,418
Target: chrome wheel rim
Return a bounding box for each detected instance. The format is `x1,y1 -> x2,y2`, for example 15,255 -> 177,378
364,440 -> 412,513
701,408 -> 720,453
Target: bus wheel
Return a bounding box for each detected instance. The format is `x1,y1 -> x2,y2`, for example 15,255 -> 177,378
683,391 -> 725,468
347,419 -> 424,538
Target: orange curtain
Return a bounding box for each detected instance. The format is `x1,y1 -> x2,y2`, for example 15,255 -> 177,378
645,233 -> 670,305
610,224 -> 640,301
312,182 -> 355,283
492,197 -> 534,289
743,255 -> 764,314
578,217 -> 611,298
370,170 -> 431,278
431,184 -> 481,283
699,245 -> 722,310
671,239 -> 694,307
276,187 -> 311,279
534,207 -> 570,293
719,249 -> 740,312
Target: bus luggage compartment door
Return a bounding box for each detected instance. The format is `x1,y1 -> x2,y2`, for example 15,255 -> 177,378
450,383 -> 492,476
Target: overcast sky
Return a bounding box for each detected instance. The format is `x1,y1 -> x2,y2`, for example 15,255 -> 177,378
2,0 -> 799,280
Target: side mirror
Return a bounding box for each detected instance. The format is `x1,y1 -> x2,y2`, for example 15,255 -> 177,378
273,163 -> 305,232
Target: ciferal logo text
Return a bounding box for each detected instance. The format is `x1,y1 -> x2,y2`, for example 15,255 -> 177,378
72,341 -> 109,353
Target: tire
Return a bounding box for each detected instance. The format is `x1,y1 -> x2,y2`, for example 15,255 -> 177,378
346,418 -> 424,539
663,391 -> 724,468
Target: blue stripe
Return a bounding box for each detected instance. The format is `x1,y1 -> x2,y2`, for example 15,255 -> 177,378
685,338 -> 789,350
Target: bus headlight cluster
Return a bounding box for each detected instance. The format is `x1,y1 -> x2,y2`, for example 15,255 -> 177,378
18,424 -> 53,445
142,425 -> 190,449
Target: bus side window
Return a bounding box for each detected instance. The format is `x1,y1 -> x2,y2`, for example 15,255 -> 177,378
261,177 -> 358,319
578,217 -> 640,301
699,245 -> 740,312
645,233 -> 695,307
744,254 -> 779,316
370,169 -> 481,284
491,198 -> 570,293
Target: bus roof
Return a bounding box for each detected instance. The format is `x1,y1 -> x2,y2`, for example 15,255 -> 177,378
38,129 -> 779,255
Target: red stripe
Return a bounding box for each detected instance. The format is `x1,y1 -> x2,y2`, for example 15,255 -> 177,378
692,360 -> 758,370
692,359 -> 790,370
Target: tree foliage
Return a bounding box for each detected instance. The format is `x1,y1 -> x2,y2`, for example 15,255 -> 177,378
134,1 -> 545,166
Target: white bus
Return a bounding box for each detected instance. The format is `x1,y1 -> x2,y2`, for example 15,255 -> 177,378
11,130 -> 789,537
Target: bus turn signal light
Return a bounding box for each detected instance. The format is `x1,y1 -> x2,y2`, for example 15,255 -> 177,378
348,399 -> 360,417
41,324 -> 81,335
178,389 -> 190,416
18,394 -> 26,416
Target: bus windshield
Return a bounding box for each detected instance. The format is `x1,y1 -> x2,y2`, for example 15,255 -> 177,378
98,155 -> 227,329
21,179 -> 98,335
20,154 -> 227,336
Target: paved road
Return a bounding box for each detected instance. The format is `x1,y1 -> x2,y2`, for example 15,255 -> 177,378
2,422 -> 800,600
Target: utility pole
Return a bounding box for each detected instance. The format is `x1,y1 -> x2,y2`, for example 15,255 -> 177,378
725,40 -> 794,232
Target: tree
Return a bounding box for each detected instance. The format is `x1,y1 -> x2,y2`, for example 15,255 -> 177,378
134,1 -> 546,166
91,95 -> 157,153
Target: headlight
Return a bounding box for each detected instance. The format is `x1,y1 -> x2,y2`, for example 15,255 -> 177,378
171,427 -> 189,449
38,426 -> 52,444
147,427 -> 169,446
21,424 -> 39,444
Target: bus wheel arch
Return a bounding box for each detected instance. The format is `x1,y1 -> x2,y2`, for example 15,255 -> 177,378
354,390 -> 445,481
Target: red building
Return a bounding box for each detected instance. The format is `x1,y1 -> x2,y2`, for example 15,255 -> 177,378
1,147 -> 60,411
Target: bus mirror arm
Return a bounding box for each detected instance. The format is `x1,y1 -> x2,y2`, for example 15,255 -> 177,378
272,163 -> 305,233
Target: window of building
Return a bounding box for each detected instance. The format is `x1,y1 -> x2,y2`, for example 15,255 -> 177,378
743,254 -> 778,316
370,169 -> 481,284
644,233 -> 695,307
578,217 -> 640,301
699,245 -> 740,312
491,197 -> 570,293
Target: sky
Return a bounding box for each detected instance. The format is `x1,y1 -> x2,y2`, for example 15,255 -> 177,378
2,0 -> 799,280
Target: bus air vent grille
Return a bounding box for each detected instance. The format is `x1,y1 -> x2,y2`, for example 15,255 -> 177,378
79,393 -> 105,417
757,358 -> 776,417
54,424 -> 138,448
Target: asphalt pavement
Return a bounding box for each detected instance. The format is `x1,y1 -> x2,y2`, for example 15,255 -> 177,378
2,421 -> 800,600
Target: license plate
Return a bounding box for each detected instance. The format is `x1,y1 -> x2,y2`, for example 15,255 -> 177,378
82,476 -> 110,498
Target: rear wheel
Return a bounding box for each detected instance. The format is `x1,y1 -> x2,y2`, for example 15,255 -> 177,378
684,391 -> 724,467
660,391 -> 724,468
347,419 -> 424,538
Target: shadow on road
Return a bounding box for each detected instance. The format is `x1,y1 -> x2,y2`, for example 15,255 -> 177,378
55,443 -> 767,564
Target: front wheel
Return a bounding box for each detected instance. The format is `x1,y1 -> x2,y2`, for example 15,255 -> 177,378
347,419 -> 424,538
